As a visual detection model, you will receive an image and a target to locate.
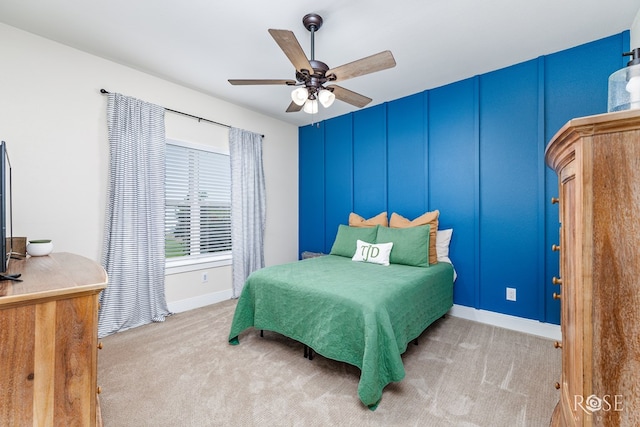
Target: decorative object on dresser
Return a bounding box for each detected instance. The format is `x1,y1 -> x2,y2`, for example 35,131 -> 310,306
545,109 -> 640,427
0,252 -> 108,426
607,47 -> 640,112
25,239 -> 53,256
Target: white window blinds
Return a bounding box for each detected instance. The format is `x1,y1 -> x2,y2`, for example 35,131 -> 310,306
165,141 -> 231,261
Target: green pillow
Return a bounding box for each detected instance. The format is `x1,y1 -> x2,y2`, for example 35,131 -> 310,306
329,225 -> 379,258
376,225 -> 430,267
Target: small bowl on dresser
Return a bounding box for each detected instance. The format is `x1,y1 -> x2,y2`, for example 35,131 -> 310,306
26,239 -> 53,256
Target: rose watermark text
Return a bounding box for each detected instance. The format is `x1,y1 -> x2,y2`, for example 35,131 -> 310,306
574,394 -> 624,414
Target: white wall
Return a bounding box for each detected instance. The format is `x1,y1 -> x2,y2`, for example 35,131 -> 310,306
0,23 -> 299,309
632,6 -> 640,49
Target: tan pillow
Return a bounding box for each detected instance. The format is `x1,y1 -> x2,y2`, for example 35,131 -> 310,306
389,210 -> 439,265
348,212 -> 388,228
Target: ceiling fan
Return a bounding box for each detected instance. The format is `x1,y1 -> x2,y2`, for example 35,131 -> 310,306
228,13 -> 396,114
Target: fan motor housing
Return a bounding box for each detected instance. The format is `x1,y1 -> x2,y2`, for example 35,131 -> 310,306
296,59 -> 329,87
310,60 -> 329,76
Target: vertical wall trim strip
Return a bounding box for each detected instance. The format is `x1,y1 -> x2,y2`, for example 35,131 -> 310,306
319,124 -> 324,253
424,90 -> 430,211
384,104 -> 389,213
385,102 -> 390,213
473,75 -> 481,309
350,113 -> 355,213
320,123 -> 327,254
537,56 -> 547,322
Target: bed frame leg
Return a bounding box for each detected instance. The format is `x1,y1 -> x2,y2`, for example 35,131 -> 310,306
413,338 -> 418,346
260,330 -> 264,337
303,345 -> 314,360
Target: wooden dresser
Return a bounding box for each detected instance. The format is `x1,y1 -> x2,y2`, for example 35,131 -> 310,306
0,252 -> 107,426
545,110 -> 640,426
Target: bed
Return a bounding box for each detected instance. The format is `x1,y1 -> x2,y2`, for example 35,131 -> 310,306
228,220 -> 454,409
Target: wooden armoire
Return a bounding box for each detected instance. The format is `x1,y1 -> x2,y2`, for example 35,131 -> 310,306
545,110 -> 640,426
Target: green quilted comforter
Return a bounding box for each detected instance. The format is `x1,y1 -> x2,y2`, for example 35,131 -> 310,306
228,254 -> 454,409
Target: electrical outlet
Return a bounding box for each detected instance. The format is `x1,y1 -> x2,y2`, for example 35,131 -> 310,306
506,287 -> 516,301
202,272 -> 208,283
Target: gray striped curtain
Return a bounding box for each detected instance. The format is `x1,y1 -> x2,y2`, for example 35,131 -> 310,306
230,128 -> 266,297
98,92 -> 171,338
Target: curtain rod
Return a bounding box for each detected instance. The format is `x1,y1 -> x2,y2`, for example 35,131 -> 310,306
99,89 -> 264,138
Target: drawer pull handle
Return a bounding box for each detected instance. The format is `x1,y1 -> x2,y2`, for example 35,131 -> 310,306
552,244 -> 560,252
551,197 -> 559,204
554,341 -> 562,349
97,386 -> 102,394
555,382 -> 561,390
552,277 -> 562,285
97,342 -> 103,350
553,292 -> 561,300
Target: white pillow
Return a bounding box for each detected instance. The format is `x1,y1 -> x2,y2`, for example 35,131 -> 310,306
352,240 -> 393,266
436,228 -> 453,261
436,228 -> 457,281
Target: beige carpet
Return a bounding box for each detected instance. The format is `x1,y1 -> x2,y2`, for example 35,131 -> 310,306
98,299 -> 560,427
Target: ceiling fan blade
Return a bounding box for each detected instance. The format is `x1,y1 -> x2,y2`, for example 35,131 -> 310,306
327,85 -> 372,108
228,79 -> 296,85
286,101 -> 304,113
326,51 -> 396,83
268,29 -> 314,74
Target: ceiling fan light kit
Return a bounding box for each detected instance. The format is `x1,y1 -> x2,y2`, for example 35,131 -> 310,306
318,89 -> 335,108
291,87 -> 308,106
229,13 -> 396,115
302,99 -> 319,114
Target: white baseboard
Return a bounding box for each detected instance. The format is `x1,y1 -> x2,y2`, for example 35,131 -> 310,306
167,289 -> 233,313
448,304 -> 561,341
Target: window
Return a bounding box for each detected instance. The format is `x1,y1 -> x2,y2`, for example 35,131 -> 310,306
165,140 -> 231,271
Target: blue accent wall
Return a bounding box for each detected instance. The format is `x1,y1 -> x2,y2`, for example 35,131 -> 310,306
428,78 -> 478,308
352,105 -> 387,217
298,32 -> 629,324
324,115 -> 353,251
478,59 -> 540,319
387,93 -> 428,216
299,123 -> 325,254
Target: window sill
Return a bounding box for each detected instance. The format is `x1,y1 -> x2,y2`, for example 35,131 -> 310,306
165,254 -> 232,275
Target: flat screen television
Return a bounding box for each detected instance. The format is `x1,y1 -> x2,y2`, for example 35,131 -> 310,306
0,141 -> 12,273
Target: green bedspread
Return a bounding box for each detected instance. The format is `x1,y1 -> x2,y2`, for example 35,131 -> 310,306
228,254 -> 454,409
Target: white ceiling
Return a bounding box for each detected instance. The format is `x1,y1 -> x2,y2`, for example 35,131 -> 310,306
1,0 -> 638,127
